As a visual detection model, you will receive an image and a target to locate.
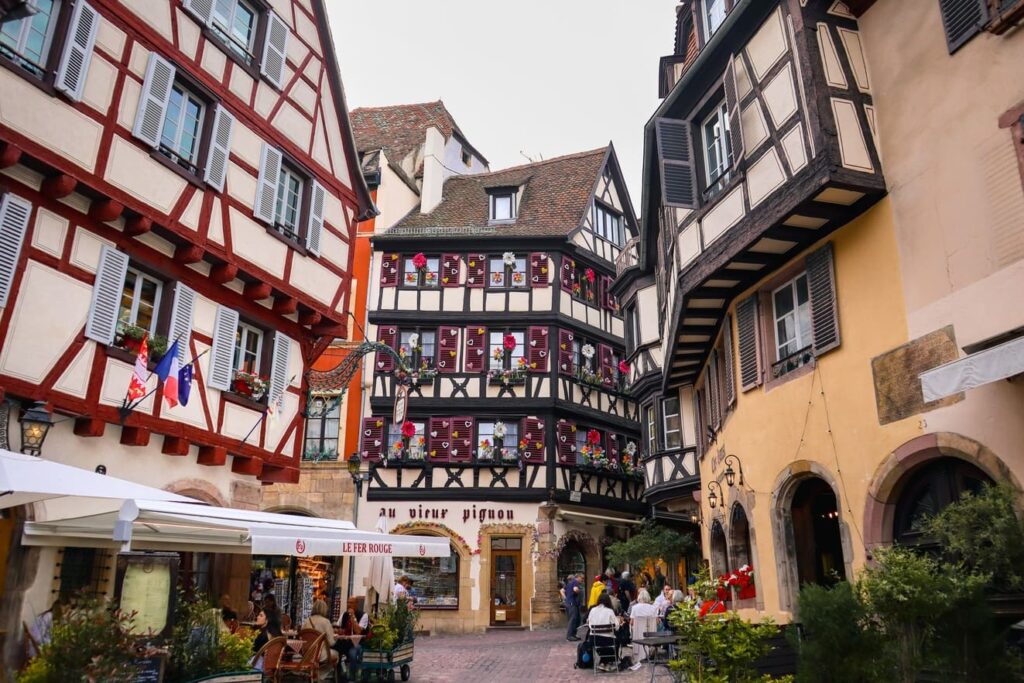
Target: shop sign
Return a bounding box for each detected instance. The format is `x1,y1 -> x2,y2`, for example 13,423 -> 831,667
393,384 -> 408,424
340,541 -> 394,554
381,504 -> 517,523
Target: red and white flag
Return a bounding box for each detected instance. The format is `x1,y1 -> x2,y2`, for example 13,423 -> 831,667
162,353 -> 180,408
126,334 -> 149,401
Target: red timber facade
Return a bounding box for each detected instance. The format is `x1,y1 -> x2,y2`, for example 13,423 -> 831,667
0,0 -> 371,658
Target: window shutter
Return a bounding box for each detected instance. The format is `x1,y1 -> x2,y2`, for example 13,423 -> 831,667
939,0 -> 989,53
464,326 -> 487,372
807,242 -> 841,356
306,179 -> 326,256
132,53 -> 176,148
375,326 -> 397,373
360,417 -> 385,462
380,252 -> 399,287
465,253 -> 486,288
441,253 -> 461,287
527,326 -> 549,373
655,118 -> 697,209
598,343 -> 614,386
428,417 -> 451,463
556,420 -> 577,465
600,275 -> 615,310
708,352 -> 721,430
560,256 -> 573,292
436,325 -> 459,373
723,57 -> 745,166
736,295 -> 761,391
268,333 -> 292,406
260,11 -> 289,88
168,282 -> 195,363
557,329 -> 574,376
54,0 -> 99,102
529,252 -> 549,287
520,417 -> 545,464
84,245 -> 129,344
182,0 -> 214,24
703,383 -> 713,446
199,104 -> 235,192
607,433 -> 620,466
207,305 -> 239,390
694,389 -> 706,455
722,313 -> 736,408
254,143 -> 283,224
0,193 -> 32,309
449,416 -> 474,462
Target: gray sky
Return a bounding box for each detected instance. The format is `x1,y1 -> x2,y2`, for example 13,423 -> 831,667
327,0 -> 678,210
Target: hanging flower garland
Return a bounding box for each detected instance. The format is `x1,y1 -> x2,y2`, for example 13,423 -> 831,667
534,528 -> 599,560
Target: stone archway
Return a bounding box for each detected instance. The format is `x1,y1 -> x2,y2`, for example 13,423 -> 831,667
165,478 -> 228,507
863,433 -> 1019,553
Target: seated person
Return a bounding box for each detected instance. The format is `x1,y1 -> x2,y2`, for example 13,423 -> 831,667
251,606 -> 283,655
586,593 -> 621,672
336,606 -> 366,678
302,599 -> 339,669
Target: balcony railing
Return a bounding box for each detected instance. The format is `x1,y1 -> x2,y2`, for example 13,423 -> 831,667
771,345 -> 814,380
615,236 -> 640,276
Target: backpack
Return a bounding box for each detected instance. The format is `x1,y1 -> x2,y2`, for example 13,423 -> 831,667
574,638 -> 594,669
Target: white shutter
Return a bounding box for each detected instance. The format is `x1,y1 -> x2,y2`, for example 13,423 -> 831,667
132,53 -> 176,148
306,179 -> 326,256
84,245 -> 129,344
203,104 -> 235,192
268,333 -> 292,405
54,0 -> 99,102
208,305 -> 239,391
254,143 -> 282,224
182,0 -> 214,24
0,193 -> 32,308
168,283 -> 196,363
260,11 -> 289,89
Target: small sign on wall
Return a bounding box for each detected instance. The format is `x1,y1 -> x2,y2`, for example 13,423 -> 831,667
495,609 -> 507,622
569,491 -> 582,503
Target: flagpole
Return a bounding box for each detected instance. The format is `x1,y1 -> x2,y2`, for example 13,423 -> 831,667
120,348 -> 209,418
120,334 -> 184,412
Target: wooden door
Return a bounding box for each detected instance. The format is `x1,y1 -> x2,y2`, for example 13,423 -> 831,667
490,550 -> 521,625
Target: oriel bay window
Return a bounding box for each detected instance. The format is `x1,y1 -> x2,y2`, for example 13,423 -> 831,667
593,202 -> 624,246
393,540 -> 460,608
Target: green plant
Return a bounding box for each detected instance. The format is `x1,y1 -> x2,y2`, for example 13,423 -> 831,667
19,598 -> 141,683
165,593 -> 254,682
366,599 -> 419,650
605,521 -> 695,571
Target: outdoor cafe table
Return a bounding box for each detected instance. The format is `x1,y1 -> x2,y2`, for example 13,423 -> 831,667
632,634 -> 677,683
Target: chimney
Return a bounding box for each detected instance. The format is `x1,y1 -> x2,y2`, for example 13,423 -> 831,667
420,126 -> 446,214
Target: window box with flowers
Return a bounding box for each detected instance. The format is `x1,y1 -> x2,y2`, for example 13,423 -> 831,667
112,324 -> 169,364
573,343 -> 603,388
488,334 -> 527,387
397,333 -> 439,387
567,261 -> 598,304
578,429 -> 612,470
620,441 -> 644,481
232,370 -> 268,401
718,564 -> 756,601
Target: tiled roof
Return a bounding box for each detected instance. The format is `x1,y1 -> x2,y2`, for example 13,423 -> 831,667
382,147 -> 610,239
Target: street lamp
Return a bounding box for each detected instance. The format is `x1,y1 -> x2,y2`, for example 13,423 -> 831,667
707,480 -> 725,510
19,401 -> 54,456
723,454 -> 744,488
347,452 -> 371,497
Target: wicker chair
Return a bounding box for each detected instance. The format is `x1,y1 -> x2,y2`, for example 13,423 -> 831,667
252,635 -> 287,682
276,632 -> 326,682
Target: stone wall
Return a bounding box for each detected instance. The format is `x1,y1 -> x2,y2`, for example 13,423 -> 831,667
260,461 -> 356,521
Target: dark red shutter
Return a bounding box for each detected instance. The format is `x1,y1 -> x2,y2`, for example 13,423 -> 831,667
520,417 -> 546,463
464,326 -> 488,372
607,433 -> 620,466
530,253 -> 550,287
375,325 -> 397,372
380,253 -> 399,287
360,417 -> 385,462
601,275 -> 617,310
441,253 -> 461,287
558,329 -> 574,376
560,256 -> 574,292
450,416 -> 474,462
598,343 -> 614,386
428,417 -> 451,462
466,253 -> 486,288
557,420 -> 577,465
527,326 -> 549,372
437,325 -> 460,373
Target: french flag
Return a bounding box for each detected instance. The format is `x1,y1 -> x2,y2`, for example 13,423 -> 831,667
154,340 -> 181,408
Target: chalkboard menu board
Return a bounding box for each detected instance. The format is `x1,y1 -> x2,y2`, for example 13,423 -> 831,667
133,654 -> 165,683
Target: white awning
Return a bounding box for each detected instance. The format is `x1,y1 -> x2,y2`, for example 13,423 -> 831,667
0,448 -> 197,510
23,499 -> 449,558
920,335 -> 1024,402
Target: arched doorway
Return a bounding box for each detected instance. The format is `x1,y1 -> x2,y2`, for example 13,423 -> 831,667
791,477 -> 846,587
729,504 -> 752,569
893,457 -> 992,547
557,541 -> 587,583
710,521 -> 728,577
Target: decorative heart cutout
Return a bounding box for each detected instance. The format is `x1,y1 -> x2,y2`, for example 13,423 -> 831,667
525,432 -> 533,440
541,267 -> 548,274
464,420 -> 471,427
469,261 -> 476,267
376,420 -> 384,427
467,339 -> 474,346
537,421 -> 544,429
477,349 -> 483,356
381,277 -> 388,284
377,361 -> 385,368
532,275 -> 538,282
541,329 -> 548,335
430,450 -> 437,457
430,430 -> 438,438
561,363 -> 566,369
362,450 -> 368,457
560,435 -> 566,442
450,329 -> 458,336
444,421 -> 450,427
442,277 -> 449,283
451,449 -> 458,455
389,327 -> 396,334
374,439 -> 381,447
364,429 -> 371,436
442,441 -> 449,448
449,351 -> 456,357
439,360 -> 446,368
445,260 -> 451,267
539,351 -> 547,358
468,277 -> 475,284
530,340 -> 537,347
452,430 -> 459,438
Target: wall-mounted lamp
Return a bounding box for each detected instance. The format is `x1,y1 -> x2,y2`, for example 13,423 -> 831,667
707,479 -> 725,510
347,452 -> 372,498
19,401 -> 54,456
723,454 -> 744,488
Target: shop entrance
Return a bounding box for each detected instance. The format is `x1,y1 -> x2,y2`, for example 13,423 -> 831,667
791,477 -> 846,587
490,537 -> 521,625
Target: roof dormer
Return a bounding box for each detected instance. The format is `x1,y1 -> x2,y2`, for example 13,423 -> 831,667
487,185 -> 521,223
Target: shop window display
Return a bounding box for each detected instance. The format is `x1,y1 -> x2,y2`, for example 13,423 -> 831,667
393,540 -> 460,608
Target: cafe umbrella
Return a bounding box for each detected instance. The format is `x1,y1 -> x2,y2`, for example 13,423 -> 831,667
365,513 -> 396,609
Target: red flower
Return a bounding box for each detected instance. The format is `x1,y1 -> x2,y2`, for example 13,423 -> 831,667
618,360 -> 629,374
412,253 -> 427,270
503,334 -> 517,351
585,267 -> 596,284
586,429 -> 601,446
401,421 -> 416,439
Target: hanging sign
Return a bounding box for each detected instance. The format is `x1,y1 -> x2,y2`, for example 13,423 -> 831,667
393,384 -> 408,424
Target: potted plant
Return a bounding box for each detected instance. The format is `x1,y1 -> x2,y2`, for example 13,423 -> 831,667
232,370 -> 267,400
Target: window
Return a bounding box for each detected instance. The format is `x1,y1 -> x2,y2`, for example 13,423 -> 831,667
702,101 -> 733,190
489,330 -> 525,371
703,0 -> 727,39
477,420 -> 519,460
662,396 -> 682,449
388,420 -> 426,458
488,256 -> 528,288
273,163 -> 305,241
393,539 -> 460,608
594,202 -> 624,246
304,396 -> 340,460
210,0 -> 258,64
160,82 -> 206,168
773,273 -> 811,360
489,191 -> 516,221
399,329 -> 436,369
461,147 -> 472,167
0,0 -> 61,76
234,321 -> 264,374
117,267 -> 163,336
58,547 -> 105,600
569,262 -> 598,304
646,405 -> 657,455
402,256 -> 440,288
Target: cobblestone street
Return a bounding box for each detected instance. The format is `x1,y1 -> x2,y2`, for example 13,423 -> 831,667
394,629 -> 652,682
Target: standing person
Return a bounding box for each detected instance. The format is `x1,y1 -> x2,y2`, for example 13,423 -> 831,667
565,574 -> 582,641
393,576 -> 408,602
618,571 -> 636,609
653,584 -> 673,614
603,568 -> 619,596
662,590 -> 686,630
587,575 -> 606,609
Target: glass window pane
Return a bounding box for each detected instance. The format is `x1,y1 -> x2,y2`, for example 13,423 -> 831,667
136,276 -> 160,333
796,274 -> 809,305
511,258 -> 527,287
774,285 -> 794,317
421,332 -> 436,366
403,259 -> 418,286
489,259 -> 505,288
393,542 -> 459,608
493,195 -> 513,220
118,270 -> 138,331
424,258 -> 439,287
478,421 -> 495,459
489,333 -> 504,370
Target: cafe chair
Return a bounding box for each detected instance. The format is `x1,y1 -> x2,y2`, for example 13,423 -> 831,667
252,636 -> 287,682
589,623 -> 619,675
277,632 -> 326,682
630,615 -> 659,663
297,628 -> 322,652
642,631 -> 677,683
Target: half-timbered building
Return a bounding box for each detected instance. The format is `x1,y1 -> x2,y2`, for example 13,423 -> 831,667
354,144 -> 643,633
0,0 -> 371,660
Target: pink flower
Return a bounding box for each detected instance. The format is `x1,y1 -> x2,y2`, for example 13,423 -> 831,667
587,429 -> 601,446
401,421 -> 416,439
503,334 -> 517,351
585,267 -> 596,284
618,360 -> 629,374
412,253 -> 427,270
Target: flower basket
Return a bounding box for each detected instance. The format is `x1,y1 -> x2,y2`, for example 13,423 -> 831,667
232,371 -> 267,401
